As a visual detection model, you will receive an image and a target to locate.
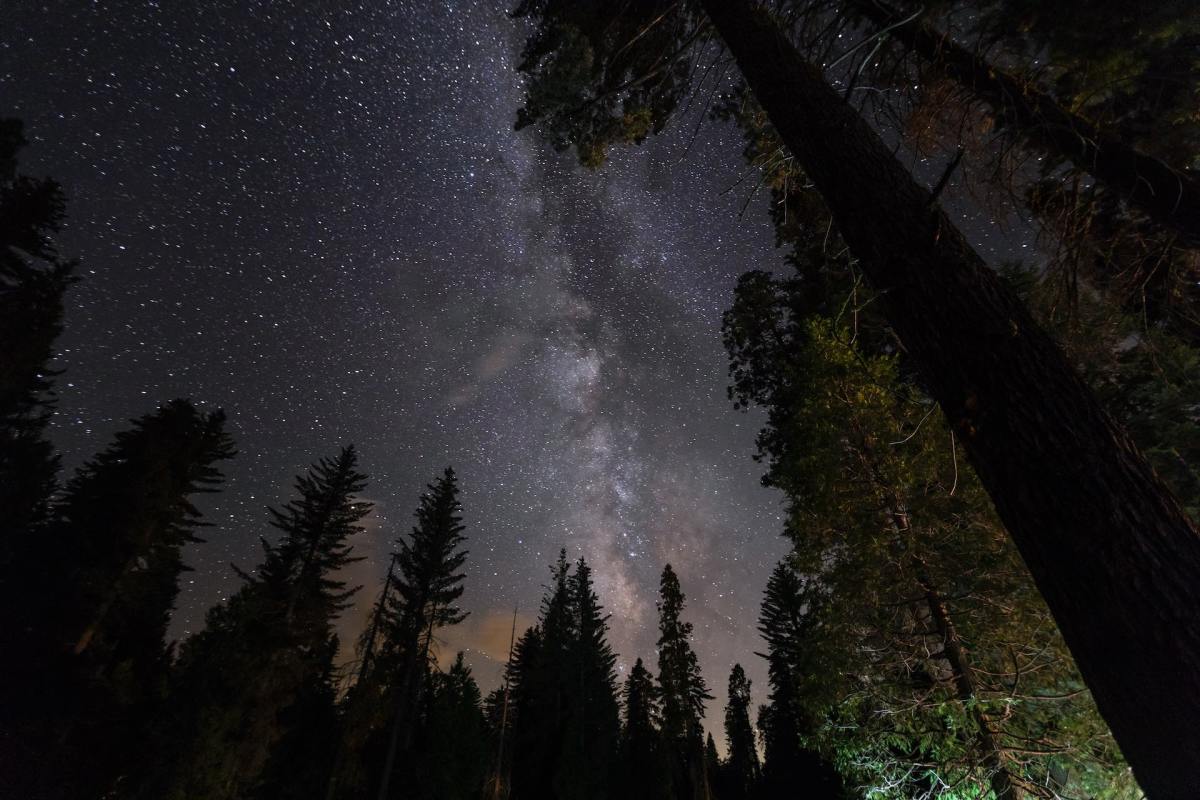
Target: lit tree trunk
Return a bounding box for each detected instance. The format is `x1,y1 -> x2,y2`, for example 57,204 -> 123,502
699,1 -> 1200,794
845,0 -> 1200,247
913,559 -> 1018,800
853,425 -> 1019,798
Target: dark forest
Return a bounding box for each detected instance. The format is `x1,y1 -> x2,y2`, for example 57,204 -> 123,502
2,1 -> 1198,798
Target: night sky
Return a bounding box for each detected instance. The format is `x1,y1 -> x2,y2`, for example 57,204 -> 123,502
3,0 -> 796,728
2,0 -> 1018,735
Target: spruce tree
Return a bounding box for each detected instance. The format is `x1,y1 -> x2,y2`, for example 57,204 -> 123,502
619,657 -> 666,800
0,118 -> 76,568
141,446 -> 368,800
4,399 -> 232,800
375,466 -> 469,800
655,564 -> 712,800
721,664 -> 760,800
562,557 -> 622,800
704,734 -> 721,794
507,622 -> 552,799
509,551 -> 574,800
757,563 -> 828,796
411,652 -> 490,800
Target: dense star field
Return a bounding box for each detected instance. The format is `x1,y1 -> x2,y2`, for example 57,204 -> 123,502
2,0 -> 797,717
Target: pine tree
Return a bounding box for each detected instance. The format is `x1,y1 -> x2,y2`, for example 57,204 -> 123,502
375,466 -> 469,800
140,446 -> 368,800
508,622 -> 552,800
4,399 -> 233,800
509,551 -> 574,800
655,564 -> 712,800
756,563 -> 842,800
721,664 -> 760,800
619,657 -> 666,800
0,118 -> 76,569
561,557 -> 621,800
704,733 -> 721,793
411,652 -> 490,800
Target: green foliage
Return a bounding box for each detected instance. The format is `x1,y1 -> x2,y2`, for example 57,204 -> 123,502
724,267 -> 1135,797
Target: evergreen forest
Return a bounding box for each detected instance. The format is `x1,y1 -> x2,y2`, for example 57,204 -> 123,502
2,1 -> 1199,798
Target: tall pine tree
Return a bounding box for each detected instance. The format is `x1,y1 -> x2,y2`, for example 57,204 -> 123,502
0,118 -> 76,569
561,557 -> 621,800
374,466 -> 469,800
756,563 -> 843,800
4,399 -> 233,800
410,652 -> 490,800
720,664 -> 760,800
655,564 -> 712,800
509,550 -> 576,800
139,446 -> 368,800
619,656 -> 667,800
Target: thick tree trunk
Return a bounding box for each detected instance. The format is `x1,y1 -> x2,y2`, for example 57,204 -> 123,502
846,0 -> 1200,247
700,1 -> 1200,795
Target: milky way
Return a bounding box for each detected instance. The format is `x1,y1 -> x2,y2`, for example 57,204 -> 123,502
3,0 -> 796,735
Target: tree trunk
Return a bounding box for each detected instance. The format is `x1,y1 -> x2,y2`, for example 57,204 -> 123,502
700,1 -> 1200,795
846,0 -> 1200,247
914,559 -> 1018,800
852,424 -> 1019,798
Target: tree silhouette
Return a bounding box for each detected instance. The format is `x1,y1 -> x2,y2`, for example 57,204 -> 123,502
140,446 -> 367,800
720,664 -> 760,800
375,466 -> 469,800
655,564 -> 712,800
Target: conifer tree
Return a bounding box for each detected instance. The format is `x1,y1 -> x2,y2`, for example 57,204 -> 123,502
704,734 -> 721,793
508,622 -> 552,799
509,551 -> 574,800
619,657 -> 666,800
4,399 -> 233,800
140,446 -> 368,800
655,564 -> 712,800
411,652 -> 490,800
374,466 -> 469,800
0,118 -> 76,568
504,553 -> 623,799
562,557 -> 621,800
721,664 -> 760,800
756,563 -> 842,799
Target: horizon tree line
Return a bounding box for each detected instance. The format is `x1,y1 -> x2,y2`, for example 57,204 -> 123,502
0,120 -> 839,799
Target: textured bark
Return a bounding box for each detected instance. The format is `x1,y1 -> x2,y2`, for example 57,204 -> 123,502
846,0 -> 1200,246
700,1 -> 1200,796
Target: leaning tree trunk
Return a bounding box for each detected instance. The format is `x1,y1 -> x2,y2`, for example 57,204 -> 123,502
699,0 -> 1200,795
843,0 -> 1200,248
